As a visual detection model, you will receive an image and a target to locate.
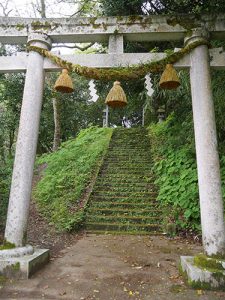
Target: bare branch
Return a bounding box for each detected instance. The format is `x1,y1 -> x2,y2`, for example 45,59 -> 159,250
0,0 -> 13,17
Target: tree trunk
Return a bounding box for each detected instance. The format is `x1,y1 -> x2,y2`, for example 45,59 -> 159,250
40,0 -> 46,18
52,97 -> 61,151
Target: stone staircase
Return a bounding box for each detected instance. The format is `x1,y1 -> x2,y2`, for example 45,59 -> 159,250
85,127 -> 163,235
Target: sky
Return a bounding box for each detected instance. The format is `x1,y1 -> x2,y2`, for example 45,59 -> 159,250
0,0 -> 78,18
0,1 -> 84,54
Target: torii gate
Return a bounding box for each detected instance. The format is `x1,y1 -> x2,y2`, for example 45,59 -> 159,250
0,15 -> 225,287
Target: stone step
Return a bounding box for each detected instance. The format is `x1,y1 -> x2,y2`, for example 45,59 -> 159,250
86,230 -> 164,235
92,186 -> 155,193
93,186 -> 155,192
89,196 -> 157,203
99,170 -> 153,176
86,208 -> 162,216
86,214 -> 162,224
85,222 -> 163,232
94,182 -> 154,189
95,177 -> 153,182
92,190 -> 157,196
88,201 -> 159,208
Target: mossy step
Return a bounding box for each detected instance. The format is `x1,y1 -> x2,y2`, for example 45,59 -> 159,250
93,187 -> 155,193
96,177 -> 154,183
101,165 -> 152,169
104,159 -> 152,163
105,154 -> 151,158
100,173 -> 153,178
101,164 -> 152,174
92,190 -> 157,195
85,222 -> 162,232
89,196 -> 156,202
85,230 -> 164,236
108,146 -> 150,149
86,215 -> 162,223
86,207 -> 162,214
100,171 -> 153,176
89,197 -> 157,204
94,181 -> 154,186
89,201 -> 158,207
104,164 -> 152,169
93,184 -> 154,189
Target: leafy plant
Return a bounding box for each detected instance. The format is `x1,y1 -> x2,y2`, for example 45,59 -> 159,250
149,114 -> 200,230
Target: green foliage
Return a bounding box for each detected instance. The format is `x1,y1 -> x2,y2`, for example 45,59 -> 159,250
0,159 -> 13,229
149,104 -> 225,232
34,126 -> 112,231
149,115 -> 200,230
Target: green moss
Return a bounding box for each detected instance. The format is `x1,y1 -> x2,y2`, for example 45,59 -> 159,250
0,240 -> 16,250
92,24 -> 101,29
169,284 -> 185,293
12,262 -> 20,271
0,275 -> 6,284
194,254 -> 225,271
116,16 -> 123,22
89,17 -> 98,25
102,22 -> 108,31
127,15 -> 144,24
31,21 -> 59,31
166,15 -> 200,30
179,263 -> 213,290
15,24 -> 25,31
188,279 -> 212,290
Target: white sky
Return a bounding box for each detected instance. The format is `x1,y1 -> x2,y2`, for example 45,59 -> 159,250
1,0 -> 78,18
0,1 -> 87,54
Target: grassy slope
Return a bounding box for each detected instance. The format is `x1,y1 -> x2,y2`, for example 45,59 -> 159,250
34,126 -> 113,231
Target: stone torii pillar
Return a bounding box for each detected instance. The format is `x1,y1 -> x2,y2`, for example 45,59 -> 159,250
4,32 -> 52,247
181,30 -> 225,289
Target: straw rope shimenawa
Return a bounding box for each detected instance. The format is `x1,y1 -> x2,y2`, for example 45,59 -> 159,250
105,81 -> 127,108
159,64 -> 181,90
27,39 -> 210,82
54,69 -> 74,93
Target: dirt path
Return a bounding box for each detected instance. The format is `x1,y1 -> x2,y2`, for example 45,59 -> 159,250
1,234 -> 225,300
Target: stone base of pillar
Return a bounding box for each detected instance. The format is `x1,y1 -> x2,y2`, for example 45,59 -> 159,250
180,256 -> 225,290
0,249 -> 49,279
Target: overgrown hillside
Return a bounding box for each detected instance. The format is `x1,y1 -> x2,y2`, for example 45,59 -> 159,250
149,113 -> 225,232
34,126 -> 112,231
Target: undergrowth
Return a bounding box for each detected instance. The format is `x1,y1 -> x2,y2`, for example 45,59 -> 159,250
34,126 -> 112,231
149,113 -> 225,231
0,159 -> 13,229
149,114 -> 200,231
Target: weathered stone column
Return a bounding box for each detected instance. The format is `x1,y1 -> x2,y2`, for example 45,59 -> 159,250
186,30 -> 225,256
4,33 -> 51,247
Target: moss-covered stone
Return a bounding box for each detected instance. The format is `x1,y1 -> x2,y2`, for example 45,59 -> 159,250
12,262 -> 20,271
166,15 -> 201,30
180,259 -> 225,291
0,240 -> 16,250
31,21 -> 59,31
194,254 -> 225,271
0,275 -> 6,284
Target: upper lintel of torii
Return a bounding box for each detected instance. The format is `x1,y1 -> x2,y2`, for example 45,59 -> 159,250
0,14 -> 225,44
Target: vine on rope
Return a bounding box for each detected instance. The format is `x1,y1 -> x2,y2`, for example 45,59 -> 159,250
28,40 -> 209,81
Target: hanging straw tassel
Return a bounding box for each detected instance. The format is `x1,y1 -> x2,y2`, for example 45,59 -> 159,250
54,69 -> 74,93
105,81 -> 127,108
159,64 -> 180,90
